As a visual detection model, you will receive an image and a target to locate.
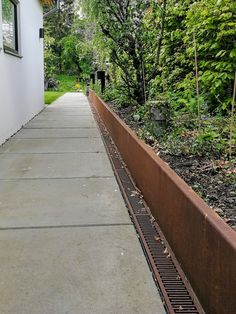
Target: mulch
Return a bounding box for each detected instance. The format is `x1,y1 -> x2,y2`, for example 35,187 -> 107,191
108,102 -> 236,231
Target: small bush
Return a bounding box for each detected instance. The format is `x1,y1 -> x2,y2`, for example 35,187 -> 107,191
47,78 -> 59,90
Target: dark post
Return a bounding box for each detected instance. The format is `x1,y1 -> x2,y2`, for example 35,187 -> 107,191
86,79 -> 90,96
90,73 -> 95,85
97,71 -> 106,93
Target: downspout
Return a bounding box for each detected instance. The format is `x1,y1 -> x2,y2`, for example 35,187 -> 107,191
43,0 -> 60,18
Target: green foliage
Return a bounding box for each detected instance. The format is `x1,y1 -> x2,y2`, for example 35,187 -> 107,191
185,0 -> 236,112
149,0 -> 235,115
95,83 -> 135,108
44,3 -> 95,80
44,34 -> 57,80
60,19 -> 94,77
138,0 -> 235,158
44,0 -> 76,74
80,0 -> 167,104
2,0 -> 12,22
55,75 -> 78,92
157,115 -> 234,157
44,0 -> 236,159
47,75 -> 79,92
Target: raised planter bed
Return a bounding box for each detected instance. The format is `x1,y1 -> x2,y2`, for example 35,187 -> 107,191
89,90 -> 236,314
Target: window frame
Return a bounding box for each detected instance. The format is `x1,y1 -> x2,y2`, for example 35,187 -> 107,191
2,0 -> 20,57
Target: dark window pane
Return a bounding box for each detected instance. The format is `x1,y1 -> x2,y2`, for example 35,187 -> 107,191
2,0 -> 17,51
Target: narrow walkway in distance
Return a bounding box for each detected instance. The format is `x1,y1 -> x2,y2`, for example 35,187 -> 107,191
0,93 -> 165,314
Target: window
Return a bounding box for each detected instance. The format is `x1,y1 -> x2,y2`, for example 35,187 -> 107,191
2,0 -> 19,54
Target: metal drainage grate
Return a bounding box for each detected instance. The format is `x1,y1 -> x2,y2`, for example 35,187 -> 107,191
90,103 -> 204,314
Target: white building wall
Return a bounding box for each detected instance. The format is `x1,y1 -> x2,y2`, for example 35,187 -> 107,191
0,0 -> 44,145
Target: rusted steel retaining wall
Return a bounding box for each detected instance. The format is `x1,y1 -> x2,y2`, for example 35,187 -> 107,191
89,90 -> 236,314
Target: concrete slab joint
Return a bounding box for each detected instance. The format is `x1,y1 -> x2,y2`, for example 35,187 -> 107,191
0,93 -> 165,314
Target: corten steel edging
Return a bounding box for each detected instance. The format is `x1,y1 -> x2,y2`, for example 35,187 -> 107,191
90,100 -> 204,313
89,90 -> 236,314
92,102 -> 205,314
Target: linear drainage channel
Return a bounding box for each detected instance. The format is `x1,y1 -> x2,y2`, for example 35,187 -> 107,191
90,103 -> 204,314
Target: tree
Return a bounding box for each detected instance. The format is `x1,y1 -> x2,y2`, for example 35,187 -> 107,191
60,18 -> 94,77
44,1 -> 94,78
80,0 -> 167,105
44,0 -> 76,72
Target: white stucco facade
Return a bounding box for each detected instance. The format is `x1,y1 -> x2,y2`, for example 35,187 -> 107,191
0,0 -> 44,145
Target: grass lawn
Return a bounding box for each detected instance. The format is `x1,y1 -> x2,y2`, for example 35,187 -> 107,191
45,91 -> 65,105
45,74 -> 85,105
55,74 -> 78,92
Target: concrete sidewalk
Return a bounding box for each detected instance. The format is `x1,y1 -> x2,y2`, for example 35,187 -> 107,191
0,93 -> 165,314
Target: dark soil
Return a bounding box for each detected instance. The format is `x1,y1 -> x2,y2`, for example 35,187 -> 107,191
159,154 -> 236,231
108,102 -> 236,231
